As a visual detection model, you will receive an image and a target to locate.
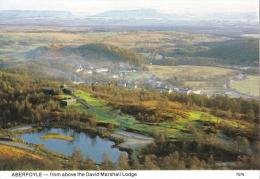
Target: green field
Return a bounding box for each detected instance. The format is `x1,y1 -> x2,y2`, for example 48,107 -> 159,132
231,75 -> 259,97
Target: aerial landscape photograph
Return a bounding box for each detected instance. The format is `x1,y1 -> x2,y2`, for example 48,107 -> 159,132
0,0 -> 259,172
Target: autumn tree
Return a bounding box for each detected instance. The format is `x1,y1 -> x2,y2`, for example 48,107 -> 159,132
117,153 -> 130,170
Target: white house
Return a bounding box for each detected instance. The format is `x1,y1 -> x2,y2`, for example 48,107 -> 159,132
95,68 -> 108,73
187,90 -> 202,95
75,65 -> 83,73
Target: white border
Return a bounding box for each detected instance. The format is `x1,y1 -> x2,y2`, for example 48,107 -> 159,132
0,170 -> 259,179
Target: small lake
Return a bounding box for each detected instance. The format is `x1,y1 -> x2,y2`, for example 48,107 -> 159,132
19,128 -> 127,164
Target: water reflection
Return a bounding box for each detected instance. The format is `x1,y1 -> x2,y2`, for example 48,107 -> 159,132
20,128 -> 126,164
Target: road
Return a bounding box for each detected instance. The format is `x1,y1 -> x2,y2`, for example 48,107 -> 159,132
112,130 -> 154,149
0,141 -> 35,151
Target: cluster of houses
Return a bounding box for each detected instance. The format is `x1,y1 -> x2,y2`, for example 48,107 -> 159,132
114,76 -> 202,95
157,86 -> 202,95
75,64 -> 107,74
75,64 -> 109,75
139,75 -> 202,95
74,63 -> 139,79
73,63 -> 203,96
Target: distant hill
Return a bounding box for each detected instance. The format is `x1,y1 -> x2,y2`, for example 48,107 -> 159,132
94,9 -> 169,19
26,43 -> 146,66
0,10 -> 258,34
193,38 -> 259,66
0,10 -> 74,25
0,10 -> 72,18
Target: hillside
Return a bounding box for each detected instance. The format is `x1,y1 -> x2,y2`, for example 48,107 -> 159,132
26,43 -> 145,66
0,69 -> 259,170
193,38 -> 259,66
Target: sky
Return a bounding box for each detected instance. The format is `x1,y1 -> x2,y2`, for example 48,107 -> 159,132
0,0 -> 258,15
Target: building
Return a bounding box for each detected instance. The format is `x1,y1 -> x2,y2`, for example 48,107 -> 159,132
60,84 -> 67,89
60,98 -> 77,106
42,87 -> 55,95
62,88 -> 74,95
75,64 -> 83,73
187,90 -> 202,95
85,70 -> 93,74
112,74 -> 119,79
168,88 -> 173,94
95,68 -> 108,73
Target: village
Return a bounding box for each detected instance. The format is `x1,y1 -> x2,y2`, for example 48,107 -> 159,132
72,63 -> 203,96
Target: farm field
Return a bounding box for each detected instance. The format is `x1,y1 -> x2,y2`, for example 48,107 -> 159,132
230,75 -> 259,97
147,65 -> 238,90
147,65 -> 237,80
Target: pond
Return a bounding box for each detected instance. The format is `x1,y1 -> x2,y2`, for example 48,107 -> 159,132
19,127 -> 127,164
